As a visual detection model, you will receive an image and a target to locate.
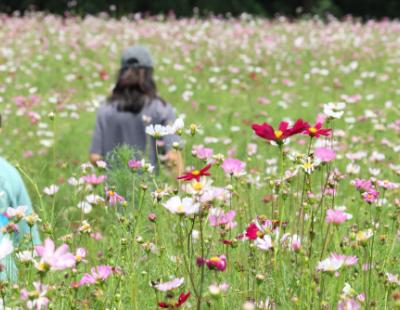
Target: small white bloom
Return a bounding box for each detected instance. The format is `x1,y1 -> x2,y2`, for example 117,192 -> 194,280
162,196 -> 200,215
43,185 -> 59,196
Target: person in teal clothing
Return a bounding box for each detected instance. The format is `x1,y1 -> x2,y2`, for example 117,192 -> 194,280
0,157 -> 41,282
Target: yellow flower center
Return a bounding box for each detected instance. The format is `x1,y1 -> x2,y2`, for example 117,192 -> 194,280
274,130 -> 283,139
303,162 -> 313,169
193,182 -> 203,191
176,205 -> 185,213
108,191 -> 115,197
38,261 -> 48,272
309,127 -> 317,134
76,255 -> 82,262
209,256 -> 221,263
192,170 -> 200,176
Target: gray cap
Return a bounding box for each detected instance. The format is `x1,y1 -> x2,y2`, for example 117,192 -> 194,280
121,45 -> 153,68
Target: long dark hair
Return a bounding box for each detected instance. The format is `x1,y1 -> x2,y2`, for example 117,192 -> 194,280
108,66 -> 162,113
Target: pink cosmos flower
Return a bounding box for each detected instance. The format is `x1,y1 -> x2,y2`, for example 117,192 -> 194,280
128,159 -> 142,170
105,188 -> 126,205
193,146 -> 214,160
376,180 -> 399,190
82,174 -> 107,185
154,277 -> 184,292
77,265 -> 113,286
221,158 -> 246,176
315,147 -> 336,162
337,299 -> 360,310
197,255 -> 227,272
317,253 -> 358,272
325,209 -> 351,225
208,210 -> 237,229
353,179 -> 373,192
75,248 -> 87,263
35,238 -> 75,271
362,190 -> 379,204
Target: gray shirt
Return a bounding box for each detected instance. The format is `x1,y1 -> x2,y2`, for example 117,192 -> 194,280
90,99 -> 180,165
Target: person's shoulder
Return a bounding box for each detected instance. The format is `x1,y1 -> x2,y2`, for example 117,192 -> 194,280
97,101 -> 118,117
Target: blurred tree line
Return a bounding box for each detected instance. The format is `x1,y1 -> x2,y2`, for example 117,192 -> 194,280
0,0 -> 399,18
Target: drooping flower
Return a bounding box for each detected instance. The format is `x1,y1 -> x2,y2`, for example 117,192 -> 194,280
158,291 -> 190,308
304,123 -> 331,138
105,188 -> 126,206
251,119 -> 309,144
221,158 -> 246,176
153,278 -> 184,292
163,196 -> 200,215
35,238 -> 75,271
315,147 -> 336,162
178,164 -> 211,182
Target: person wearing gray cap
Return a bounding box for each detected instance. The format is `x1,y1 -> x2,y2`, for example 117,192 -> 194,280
89,45 -> 183,175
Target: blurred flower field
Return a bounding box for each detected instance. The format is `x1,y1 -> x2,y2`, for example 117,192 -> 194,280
0,13 -> 399,309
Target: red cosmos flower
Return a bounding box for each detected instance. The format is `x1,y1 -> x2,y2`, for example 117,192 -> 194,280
177,164 -> 211,182
304,123 -> 331,138
251,119 -> 309,144
245,223 -> 262,240
158,292 -> 191,308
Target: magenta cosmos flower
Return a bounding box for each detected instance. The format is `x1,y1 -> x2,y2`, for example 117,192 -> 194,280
362,190 -> 379,204
315,147 -> 336,162
197,255 -> 227,272
221,158 -> 246,176
35,238 -> 75,271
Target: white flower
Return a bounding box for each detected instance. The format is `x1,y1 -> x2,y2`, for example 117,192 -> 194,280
0,236 -> 14,260
16,250 -> 37,263
145,124 -> 172,138
77,201 -> 92,214
254,235 -> 273,251
162,196 -> 200,215
43,185 -> 59,196
171,117 -> 184,134
85,194 -> 105,205
346,163 -> 360,175
323,102 -> 346,119
7,205 -> 28,219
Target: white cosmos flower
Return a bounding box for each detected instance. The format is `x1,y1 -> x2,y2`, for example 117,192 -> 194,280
163,196 -> 200,215
0,236 -> 14,260
85,194 -> 105,205
77,201 -> 92,214
323,102 -> 346,119
7,205 -> 28,219
16,250 -> 37,263
145,124 -> 172,138
171,117 -> 184,134
43,185 -> 59,196
153,277 -> 184,291
254,235 -> 273,251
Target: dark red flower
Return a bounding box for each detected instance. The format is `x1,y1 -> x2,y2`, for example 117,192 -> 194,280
304,123 -> 331,138
177,164 -> 211,182
251,119 -> 309,144
158,292 -> 191,308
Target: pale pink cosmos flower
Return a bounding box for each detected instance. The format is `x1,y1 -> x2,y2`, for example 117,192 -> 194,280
193,145 -> 214,160
82,174 -> 107,185
315,147 -> 336,162
208,209 -> 237,229
105,188 -> 126,205
325,209 -> 352,225
75,248 -> 87,263
317,253 -> 358,272
78,265 -> 113,286
128,159 -> 142,170
221,158 -> 246,176
337,299 -> 360,310
377,179 -> 399,190
35,238 -> 75,271
21,282 -> 49,310
154,277 -> 184,291
353,179 -> 373,192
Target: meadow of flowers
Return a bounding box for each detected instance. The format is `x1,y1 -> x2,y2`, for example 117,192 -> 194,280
0,13 -> 399,309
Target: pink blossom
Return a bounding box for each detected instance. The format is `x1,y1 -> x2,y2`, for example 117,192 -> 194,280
197,255 -> 227,272
35,238 -> 75,271
77,265 -> 113,286
325,209 -> 351,225
353,179 -> 373,192
208,210 -> 237,229
105,188 -> 126,205
362,190 -> 379,203
20,282 -> 49,310
315,147 -> 336,162
221,158 -> 246,176
128,159 -> 142,170
82,174 -> 107,185
154,277 -> 184,291
337,299 -> 360,310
